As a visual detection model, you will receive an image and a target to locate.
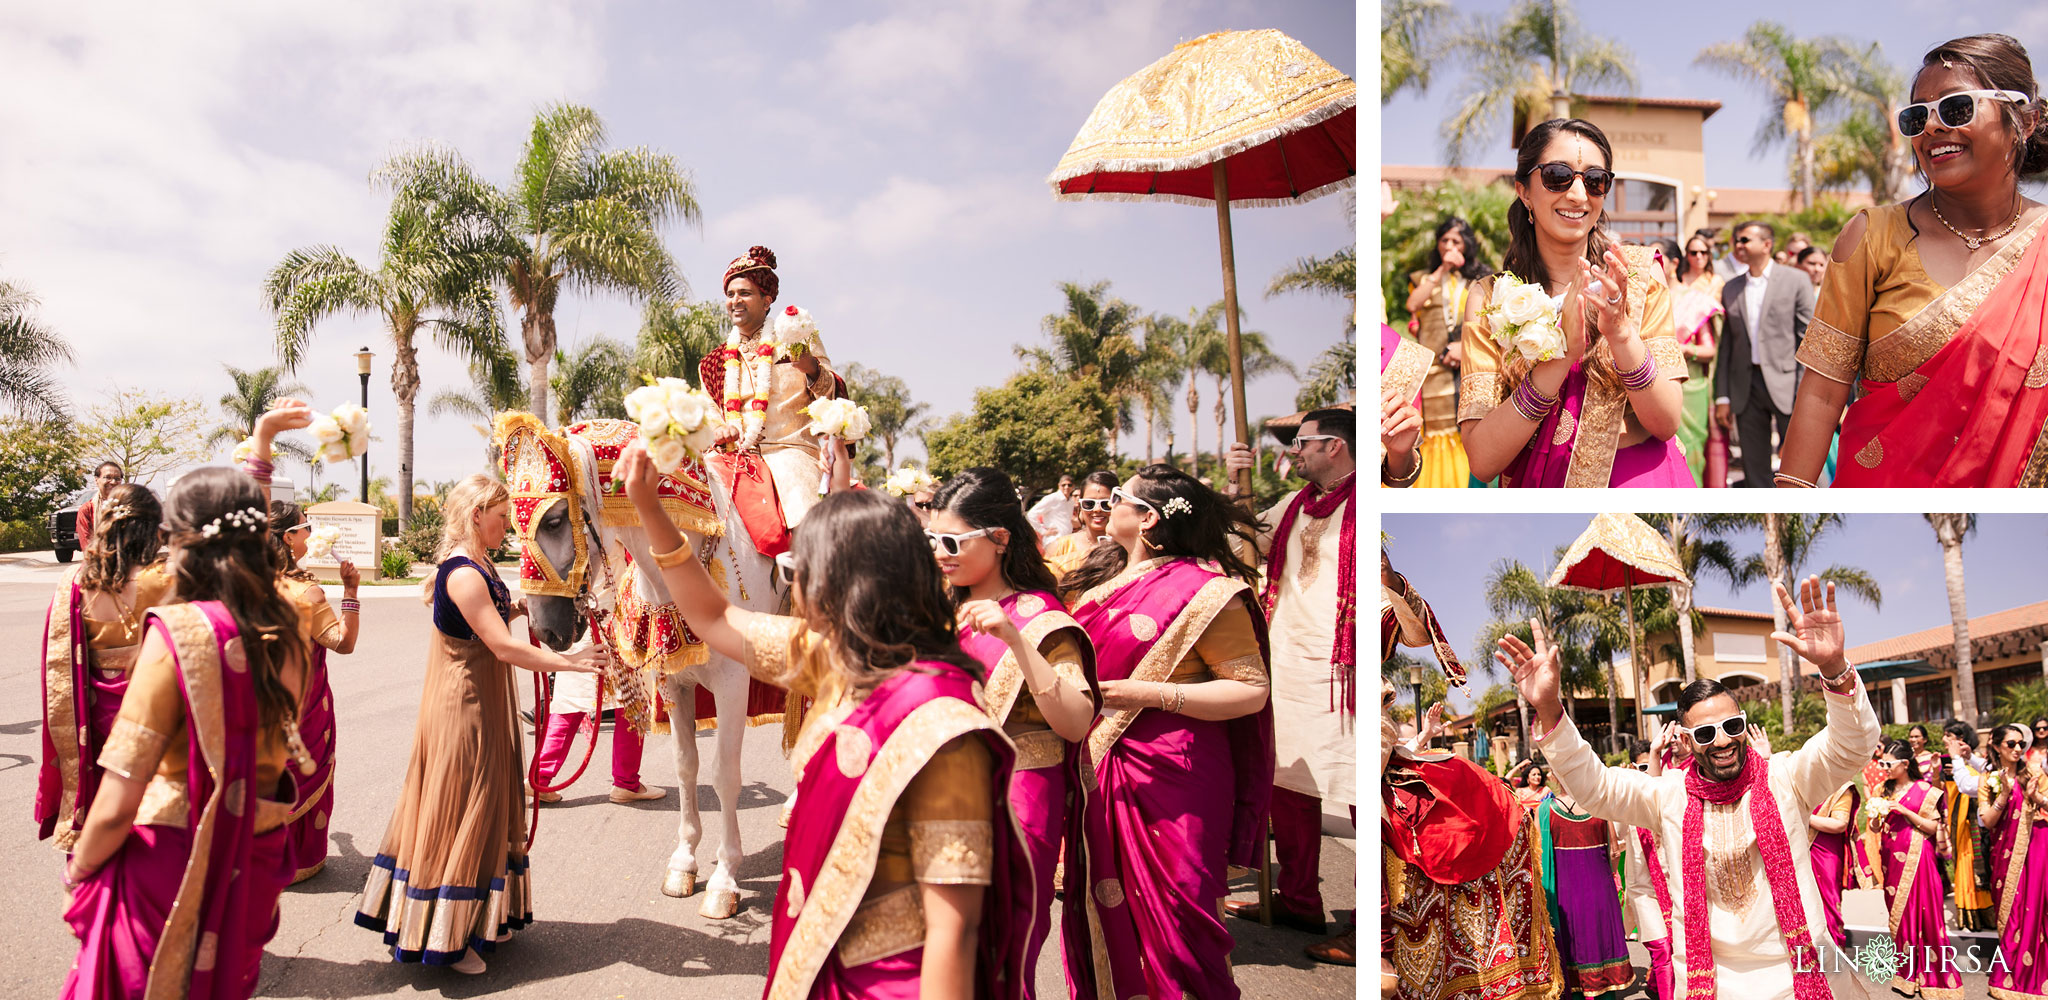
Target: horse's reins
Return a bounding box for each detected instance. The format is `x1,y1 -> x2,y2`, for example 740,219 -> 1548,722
524,510 -> 618,849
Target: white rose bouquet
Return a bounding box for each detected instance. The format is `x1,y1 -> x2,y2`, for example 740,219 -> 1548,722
1861,795 -> 1893,824
231,435 -> 260,465
309,404 -> 372,464
625,377 -> 721,474
305,524 -> 341,561
804,397 -> 871,442
883,466 -> 938,497
771,305 -> 818,354
1484,272 -> 1569,364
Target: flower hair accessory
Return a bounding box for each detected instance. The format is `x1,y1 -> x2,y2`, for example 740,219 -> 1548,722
1161,496 -> 1194,518
200,506 -> 268,538
97,502 -> 133,526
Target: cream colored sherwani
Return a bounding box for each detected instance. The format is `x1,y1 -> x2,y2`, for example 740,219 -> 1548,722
724,325 -> 838,527
1535,676 -> 1880,1000
1257,488 -> 1353,808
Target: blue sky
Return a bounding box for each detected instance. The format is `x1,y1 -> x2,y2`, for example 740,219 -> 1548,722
1382,1 -> 2048,188
1384,514 -> 2048,711
0,1 -> 1354,489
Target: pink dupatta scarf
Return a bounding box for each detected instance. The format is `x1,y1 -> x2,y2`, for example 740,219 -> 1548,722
1835,218 -> 2048,486
1679,747 -> 1829,1000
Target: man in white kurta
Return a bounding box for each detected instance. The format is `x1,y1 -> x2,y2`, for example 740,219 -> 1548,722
1221,410 -> 1356,963
1504,577 -> 1880,1000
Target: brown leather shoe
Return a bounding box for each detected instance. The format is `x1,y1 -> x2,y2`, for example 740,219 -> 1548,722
1223,898 -> 1328,934
1305,929 -> 1355,966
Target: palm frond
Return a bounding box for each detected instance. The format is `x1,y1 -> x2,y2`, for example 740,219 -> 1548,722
264,246 -> 384,370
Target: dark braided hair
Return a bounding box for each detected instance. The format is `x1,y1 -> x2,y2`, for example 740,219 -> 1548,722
78,483 -> 164,595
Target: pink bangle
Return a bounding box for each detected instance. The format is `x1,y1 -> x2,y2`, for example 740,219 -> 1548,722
1617,355 -> 1657,391
1510,378 -> 1558,422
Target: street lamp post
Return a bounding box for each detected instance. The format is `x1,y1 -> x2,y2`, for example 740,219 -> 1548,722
1410,663 -> 1425,738
356,347 -> 374,504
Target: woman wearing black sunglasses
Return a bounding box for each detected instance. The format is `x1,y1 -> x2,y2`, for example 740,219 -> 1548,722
1455,118 -> 1692,488
1779,33 -> 2048,488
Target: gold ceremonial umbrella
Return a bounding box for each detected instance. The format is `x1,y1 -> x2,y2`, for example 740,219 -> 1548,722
1548,513 -> 1689,752
1049,29 -> 1356,492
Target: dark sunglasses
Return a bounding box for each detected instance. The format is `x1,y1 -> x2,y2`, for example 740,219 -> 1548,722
1686,249 -> 1712,256
1686,712 -> 1746,746
1075,497 -> 1115,513
1896,89 -> 2029,137
2002,740 -> 2027,749
1533,161 -> 1614,197
911,499 -> 933,511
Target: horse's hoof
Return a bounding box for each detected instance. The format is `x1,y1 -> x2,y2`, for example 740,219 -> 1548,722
699,887 -> 740,919
663,869 -> 698,898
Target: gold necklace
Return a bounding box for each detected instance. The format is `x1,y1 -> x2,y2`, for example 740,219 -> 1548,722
1930,194 -> 2022,251
1438,275 -> 1465,331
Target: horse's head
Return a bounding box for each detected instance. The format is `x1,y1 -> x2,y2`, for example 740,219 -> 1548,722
494,411 -> 594,650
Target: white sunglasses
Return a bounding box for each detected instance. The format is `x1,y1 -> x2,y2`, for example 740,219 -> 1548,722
773,551 -> 797,586
1109,486 -> 1154,515
925,527 -> 991,556
1896,89 -> 2030,137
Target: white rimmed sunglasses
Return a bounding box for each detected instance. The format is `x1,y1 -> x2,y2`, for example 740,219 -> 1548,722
1896,89 -> 2030,137
925,527 -> 991,556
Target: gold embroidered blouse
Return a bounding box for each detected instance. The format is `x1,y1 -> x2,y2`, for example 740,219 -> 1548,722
1004,632 -> 1088,733
80,564 -> 178,672
1166,598 -> 1268,686
280,576 -> 347,652
1797,204 -> 1952,385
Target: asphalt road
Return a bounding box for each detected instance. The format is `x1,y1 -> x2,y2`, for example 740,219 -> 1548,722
0,552 -> 1357,998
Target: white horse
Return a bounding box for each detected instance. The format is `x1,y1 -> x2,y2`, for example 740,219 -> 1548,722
497,414 -> 782,919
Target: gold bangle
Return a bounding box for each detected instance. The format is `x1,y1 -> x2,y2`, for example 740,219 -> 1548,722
651,538 -> 694,568
1772,472 -> 1819,489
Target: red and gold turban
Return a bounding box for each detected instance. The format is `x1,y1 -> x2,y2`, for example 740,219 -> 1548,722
722,245 -> 779,298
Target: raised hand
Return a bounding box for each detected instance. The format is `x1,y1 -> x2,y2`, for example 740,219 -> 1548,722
1770,576 -> 1848,676
616,440 -> 661,505
1382,384 -> 1422,461
958,599 -> 1022,648
1415,702 -> 1447,750
1748,724 -> 1773,757
1497,619 -> 1563,726
1578,249 -> 1638,345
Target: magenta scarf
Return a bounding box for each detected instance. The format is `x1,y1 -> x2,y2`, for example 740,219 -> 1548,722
1680,748 -> 1828,1000
1259,474 -> 1355,715
954,589 -> 1095,722
37,576 -> 92,843
763,660 -> 1031,1000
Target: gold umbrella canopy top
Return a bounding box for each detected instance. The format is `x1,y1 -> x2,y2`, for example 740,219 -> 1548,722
1047,28 -> 1357,207
1547,513 -> 1688,592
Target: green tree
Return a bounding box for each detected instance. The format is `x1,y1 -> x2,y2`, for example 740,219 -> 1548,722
1441,0 -> 1637,165
77,387 -> 209,487
1742,513 -> 1882,733
636,298 -> 725,383
1477,549 -> 1629,756
1926,515 -> 1979,724
1295,341 -> 1359,411
1815,43 -> 1914,202
384,105 -> 702,425
266,158 -> 507,528
1268,244 -> 1358,339
205,365 -> 313,464
1019,281 -> 1148,457
1695,23 -> 1860,211
1638,513 -> 1757,685
0,279 -> 75,420
841,362 -> 930,471
550,337 -> 635,423
428,344 -> 527,469
923,366 -> 1113,492
1135,313 -> 1190,465
1383,0 -> 1451,104
0,417 -> 84,522
303,483 -> 345,504
1381,178 -> 1516,328
1995,681 -> 2048,728
1184,301 -> 1295,472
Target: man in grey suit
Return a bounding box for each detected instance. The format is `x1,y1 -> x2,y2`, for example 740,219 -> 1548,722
1714,221 -> 1815,487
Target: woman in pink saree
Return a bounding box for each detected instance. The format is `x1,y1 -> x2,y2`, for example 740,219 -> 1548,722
1456,118 -> 1692,488
618,442 -> 1034,1000
59,467 -> 312,1000
1805,781 -> 1862,950
38,484 -> 175,852
1780,34 -> 2048,488
265,501 -> 361,883
1060,464 -> 1273,1000
1983,723 -> 2048,1000
1867,741 -> 1963,998
929,468 -> 1099,990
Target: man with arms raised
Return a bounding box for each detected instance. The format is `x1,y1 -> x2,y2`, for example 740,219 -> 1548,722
1501,576 -> 1879,999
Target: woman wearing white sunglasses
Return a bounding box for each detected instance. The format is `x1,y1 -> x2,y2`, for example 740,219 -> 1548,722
1780,33 -> 2048,488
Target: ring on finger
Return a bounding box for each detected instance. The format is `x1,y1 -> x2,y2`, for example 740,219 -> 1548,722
1606,293 -> 1621,305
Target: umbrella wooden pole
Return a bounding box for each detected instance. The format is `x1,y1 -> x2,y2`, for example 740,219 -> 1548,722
1212,162 -> 1253,498
1624,575 -> 1646,754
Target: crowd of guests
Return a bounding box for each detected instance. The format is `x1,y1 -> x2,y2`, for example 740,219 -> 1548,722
1385,31 -> 2048,489
35,392 -> 1359,999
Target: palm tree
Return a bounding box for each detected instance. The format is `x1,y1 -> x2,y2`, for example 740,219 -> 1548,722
1019,281 -> 1148,456
1268,245 -> 1358,339
0,279 -> 74,420
1825,43 -> 1915,202
266,167 -> 507,528
636,298 -> 725,383
1638,513 -> 1755,688
1383,0 -> 1451,104
1184,302 -> 1295,473
550,337 -> 635,423
206,365 -> 314,464
1441,0 -> 1637,165
1295,341 -> 1359,411
380,105 -> 701,425
1135,314 -> 1189,466
1927,515 -> 1979,724
1478,551 -> 1626,758
1695,23 -> 1859,211
428,346 -> 528,469
841,363 -> 930,471
1743,513 -> 1882,733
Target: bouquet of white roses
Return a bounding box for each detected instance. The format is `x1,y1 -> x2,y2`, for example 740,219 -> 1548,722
804,397 -> 871,442
231,435 -> 260,465
1861,795 -> 1893,824
309,404 -> 371,464
305,524 -> 341,561
883,466 -> 938,497
624,377 -> 721,473
772,305 -> 818,353
1483,272 -> 1569,363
